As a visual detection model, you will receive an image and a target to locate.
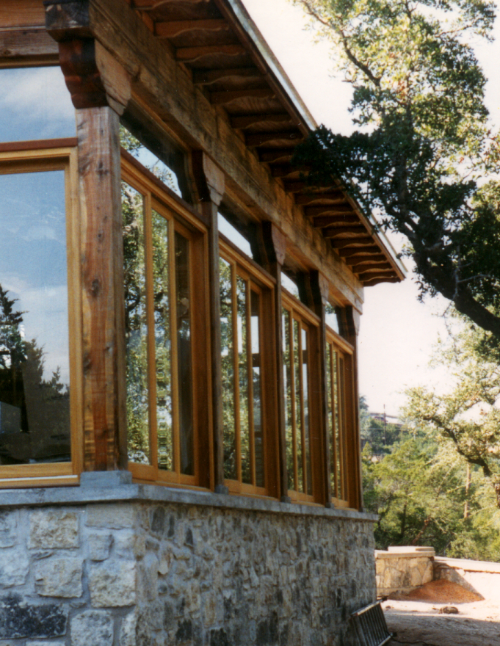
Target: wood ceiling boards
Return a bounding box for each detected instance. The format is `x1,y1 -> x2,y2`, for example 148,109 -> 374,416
129,0 -> 403,286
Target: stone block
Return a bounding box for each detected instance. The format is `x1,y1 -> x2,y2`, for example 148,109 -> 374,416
86,505 -> 137,529
89,561 -> 136,607
29,510 -> 79,549
88,533 -> 113,561
0,594 -> 68,639
34,558 -> 83,598
119,611 -> 137,646
0,512 -> 17,548
0,550 -> 29,588
27,642 -> 63,646
71,611 -> 113,646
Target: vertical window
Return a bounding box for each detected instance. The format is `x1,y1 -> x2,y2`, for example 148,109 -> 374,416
326,331 -> 353,507
220,244 -> 270,494
122,158 -> 204,485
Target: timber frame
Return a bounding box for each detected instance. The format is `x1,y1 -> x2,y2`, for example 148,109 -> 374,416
0,0 -> 405,509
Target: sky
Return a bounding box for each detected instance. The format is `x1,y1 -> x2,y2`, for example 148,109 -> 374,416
241,0 -> 500,416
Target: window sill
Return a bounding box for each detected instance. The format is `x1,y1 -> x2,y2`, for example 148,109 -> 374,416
0,471 -> 378,522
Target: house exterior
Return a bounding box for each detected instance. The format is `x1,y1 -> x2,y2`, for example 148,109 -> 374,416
0,1 -> 405,644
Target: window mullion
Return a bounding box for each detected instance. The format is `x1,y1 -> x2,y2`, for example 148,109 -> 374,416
246,281 -> 256,486
144,191 -> 159,475
299,323 -> 307,495
231,263 -> 242,483
290,313 -> 298,493
169,219 -> 181,476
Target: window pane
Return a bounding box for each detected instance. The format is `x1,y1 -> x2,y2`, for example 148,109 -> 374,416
327,344 -> 336,496
0,171 -> 70,464
218,214 -> 253,258
293,319 -> 304,493
339,356 -> 346,499
175,231 -> 194,476
220,258 -> 236,480
237,278 -> 250,484
0,67 -> 75,143
151,210 -> 172,471
122,182 -> 150,464
333,351 -> 342,499
282,308 -> 294,490
251,290 -> 264,488
302,327 -> 312,496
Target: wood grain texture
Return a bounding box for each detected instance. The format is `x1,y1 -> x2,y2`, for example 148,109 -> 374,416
77,107 -> 127,471
0,28 -> 57,61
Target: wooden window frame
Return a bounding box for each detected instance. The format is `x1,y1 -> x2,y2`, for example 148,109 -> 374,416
326,326 -> 356,509
219,239 -> 279,499
0,144 -> 83,487
282,290 -> 323,504
121,154 -> 212,490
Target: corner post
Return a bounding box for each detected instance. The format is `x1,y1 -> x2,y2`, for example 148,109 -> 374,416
260,222 -> 290,503
46,2 -> 131,471
191,152 -> 227,494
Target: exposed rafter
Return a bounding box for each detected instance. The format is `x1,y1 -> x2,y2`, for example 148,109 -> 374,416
176,44 -> 246,63
283,181 -> 334,193
155,19 -> 229,38
344,254 -> 387,266
271,164 -> 309,178
258,149 -> 294,163
304,205 -> 354,218
331,237 -> 374,250
210,88 -> 275,105
134,0 -> 207,9
322,226 -> 367,238
364,276 -> 400,286
295,191 -> 344,206
246,130 -> 303,147
231,113 -> 293,129
312,215 -> 359,228
337,245 -> 381,257
351,262 -> 392,273
193,67 -> 261,85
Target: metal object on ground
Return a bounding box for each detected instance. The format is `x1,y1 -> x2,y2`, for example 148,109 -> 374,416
351,601 -> 393,646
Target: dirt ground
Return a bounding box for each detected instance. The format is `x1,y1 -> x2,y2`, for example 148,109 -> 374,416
383,579 -> 500,646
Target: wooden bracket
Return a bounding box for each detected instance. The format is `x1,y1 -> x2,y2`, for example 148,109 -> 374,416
191,151 -> 225,206
261,221 -> 286,268
45,1 -> 131,115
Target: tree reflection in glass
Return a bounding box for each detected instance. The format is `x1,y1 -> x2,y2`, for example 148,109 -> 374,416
0,171 -> 70,464
302,327 -> 312,495
251,290 -> 264,488
283,308 -> 295,490
220,258 -> 236,480
237,278 -> 250,484
122,182 -> 150,464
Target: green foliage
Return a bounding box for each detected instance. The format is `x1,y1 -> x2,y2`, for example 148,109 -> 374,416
291,0 -> 500,337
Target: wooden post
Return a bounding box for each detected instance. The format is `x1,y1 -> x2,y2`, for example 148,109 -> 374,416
341,306 -> 363,510
309,271 -> 333,507
191,152 -> 227,494
46,5 -> 132,471
259,222 -> 290,503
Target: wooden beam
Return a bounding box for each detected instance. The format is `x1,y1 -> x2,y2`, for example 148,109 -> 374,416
351,262 -> 392,273
332,237 -> 375,250
337,246 -> 381,258
78,107 -> 127,471
359,271 -> 396,282
364,276 -> 400,286
271,164 -> 309,178
192,67 -> 261,85
210,88 -> 275,105
0,29 -> 58,62
283,181 -> 334,193
258,148 -> 294,163
176,44 -> 246,63
295,191 -> 344,206
246,130 -> 304,147
344,254 -> 387,266
134,0 -> 206,9
313,215 -> 359,228
322,226 -> 367,238
155,19 -> 228,38
191,151 -> 227,494
231,113 -> 293,130
305,205 -> 355,218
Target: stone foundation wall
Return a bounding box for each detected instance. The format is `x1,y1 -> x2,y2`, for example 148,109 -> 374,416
375,547 -> 435,597
0,478 -> 377,646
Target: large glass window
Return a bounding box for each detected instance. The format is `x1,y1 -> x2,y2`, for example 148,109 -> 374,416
0,67 -> 75,143
122,157 -> 203,485
220,243 -> 269,494
0,166 -> 71,466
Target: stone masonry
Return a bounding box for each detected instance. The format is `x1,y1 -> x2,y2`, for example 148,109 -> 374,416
0,479 -> 377,646
375,547 -> 435,597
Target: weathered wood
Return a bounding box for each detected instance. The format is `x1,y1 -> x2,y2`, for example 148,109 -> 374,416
358,270 -> 394,282
364,276 -> 400,286
45,0 -> 92,41
210,88 -> 275,105
305,205 -> 355,218
283,181 -> 334,193
77,107 -> 127,471
260,222 -> 290,503
313,215 -> 359,228
332,237 -> 374,250
350,262 -> 392,273
0,138 -> 78,153
176,44 -> 246,62
155,18 -> 228,38
76,0 -> 367,304
337,246 -> 380,258
271,164 -> 309,178
231,113 -> 293,130
0,28 -> 57,61
295,192 -> 344,206
258,149 -> 294,163
344,254 -> 386,266
322,226 -> 367,238
192,67 -> 261,85
134,0 -> 208,8
191,151 -> 227,493
0,0 -> 44,29
246,130 -> 303,147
